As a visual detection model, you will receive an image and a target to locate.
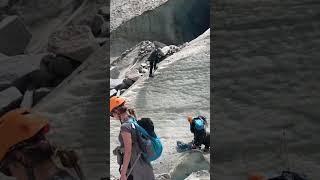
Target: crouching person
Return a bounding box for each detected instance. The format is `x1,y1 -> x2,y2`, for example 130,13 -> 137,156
187,115 -> 210,152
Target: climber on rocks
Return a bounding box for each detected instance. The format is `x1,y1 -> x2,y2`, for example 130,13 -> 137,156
187,115 -> 210,152
0,108 -> 85,180
148,47 -> 165,78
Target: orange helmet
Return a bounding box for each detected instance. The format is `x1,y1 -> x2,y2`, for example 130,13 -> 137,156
0,108 -> 49,162
187,116 -> 193,123
110,96 -> 126,113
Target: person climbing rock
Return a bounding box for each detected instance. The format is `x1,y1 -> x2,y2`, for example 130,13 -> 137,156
110,96 -> 155,180
187,115 -> 210,151
0,108 -> 84,180
148,47 -> 164,78
248,171 -> 308,180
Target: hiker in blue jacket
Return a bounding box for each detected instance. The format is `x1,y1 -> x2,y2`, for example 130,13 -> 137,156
187,116 -> 210,151
110,96 -> 155,180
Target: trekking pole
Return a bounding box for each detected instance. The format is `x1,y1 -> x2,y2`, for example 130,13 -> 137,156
126,153 -> 142,179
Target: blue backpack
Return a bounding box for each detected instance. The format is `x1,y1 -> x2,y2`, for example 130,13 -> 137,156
129,118 -> 163,162
194,117 -> 205,130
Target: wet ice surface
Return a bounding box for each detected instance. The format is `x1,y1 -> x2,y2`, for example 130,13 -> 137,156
110,29 -> 210,179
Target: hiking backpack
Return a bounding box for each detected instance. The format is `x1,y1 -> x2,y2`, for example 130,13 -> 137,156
194,116 -> 205,131
129,117 -> 163,162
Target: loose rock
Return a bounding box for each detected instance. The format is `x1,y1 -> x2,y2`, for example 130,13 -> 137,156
48,25 -> 99,62
41,54 -> 79,78
33,88 -> 51,105
0,16 -> 32,55
0,86 -> 22,115
91,14 -> 105,36
20,89 -> 34,108
0,54 -> 45,91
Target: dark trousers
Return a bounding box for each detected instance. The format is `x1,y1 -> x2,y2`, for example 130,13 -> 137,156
194,130 -> 206,147
149,60 -> 158,76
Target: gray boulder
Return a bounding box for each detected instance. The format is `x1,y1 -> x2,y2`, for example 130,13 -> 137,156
0,0 -> 9,9
0,54 -> 45,91
0,16 -> 32,55
90,14 -> 105,36
0,53 -> 7,58
123,78 -> 135,87
98,6 -> 109,17
125,70 -> 141,82
0,87 -> 22,115
33,88 -> 51,105
20,89 -> 34,108
110,79 -> 123,89
110,66 -> 120,79
110,89 -> 117,97
100,21 -> 109,37
41,54 -> 79,78
48,25 -> 99,62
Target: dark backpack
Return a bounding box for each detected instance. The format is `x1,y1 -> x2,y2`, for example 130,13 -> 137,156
129,117 -> 163,162
137,118 -> 157,138
193,116 -> 205,131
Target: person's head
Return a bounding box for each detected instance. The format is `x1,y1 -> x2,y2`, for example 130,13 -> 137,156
110,96 -> 128,121
0,108 -> 52,178
156,48 -> 164,57
187,116 -> 193,124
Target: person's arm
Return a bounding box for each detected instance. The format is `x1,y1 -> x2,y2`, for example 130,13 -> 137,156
120,131 -> 132,180
190,121 -> 195,133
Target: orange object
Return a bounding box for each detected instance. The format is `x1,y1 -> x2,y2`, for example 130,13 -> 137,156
0,108 -> 49,161
248,174 -> 266,180
110,96 -> 126,113
187,116 -> 193,123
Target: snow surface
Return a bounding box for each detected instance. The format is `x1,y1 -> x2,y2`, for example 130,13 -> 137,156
110,29 -> 210,179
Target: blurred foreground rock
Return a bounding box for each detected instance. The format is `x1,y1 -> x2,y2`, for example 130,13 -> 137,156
48,25 -> 99,62
0,16 -> 31,55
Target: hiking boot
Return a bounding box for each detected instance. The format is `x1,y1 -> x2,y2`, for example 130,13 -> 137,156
149,74 -> 154,78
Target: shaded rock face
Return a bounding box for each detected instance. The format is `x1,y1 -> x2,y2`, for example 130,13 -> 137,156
0,15 -> 31,55
0,87 -> 22,116
34,44 -> 109,179
111,0 -> 168,31
90,14 -> 105,36
48,25 -> 99,62
110,0 -> 210,57
33,87 -> 51,105
0,54 -> 45,91
8,0 -> 77,26
214,0 -> 320,179
41,54 -> 80,78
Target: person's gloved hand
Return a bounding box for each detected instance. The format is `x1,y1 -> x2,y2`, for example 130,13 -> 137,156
191,144 -> 198,149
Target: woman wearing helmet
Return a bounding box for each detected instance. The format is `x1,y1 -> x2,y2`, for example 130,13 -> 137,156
110,96 -> 155,180
0,108 -> 82,180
